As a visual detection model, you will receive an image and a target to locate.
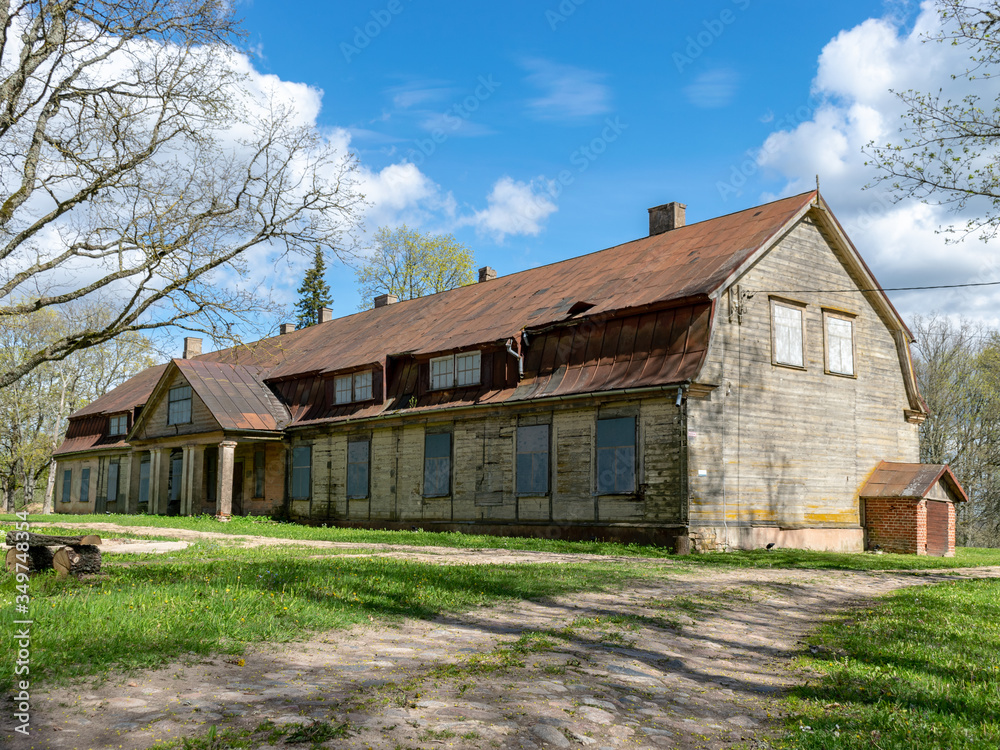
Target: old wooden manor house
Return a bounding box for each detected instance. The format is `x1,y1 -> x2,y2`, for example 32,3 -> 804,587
53,191 -> 966,554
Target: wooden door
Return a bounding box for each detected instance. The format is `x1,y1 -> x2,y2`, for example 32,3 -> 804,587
926,500 -> 950,557
232,461 -> 244,516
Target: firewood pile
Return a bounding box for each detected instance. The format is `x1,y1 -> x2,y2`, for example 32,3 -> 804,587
5,532 -> 102,576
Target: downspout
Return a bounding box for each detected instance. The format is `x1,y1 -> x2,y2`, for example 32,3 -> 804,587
506,338 -> 524,378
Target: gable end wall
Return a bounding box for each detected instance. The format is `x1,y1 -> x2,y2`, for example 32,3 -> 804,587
687,217 -> 920,549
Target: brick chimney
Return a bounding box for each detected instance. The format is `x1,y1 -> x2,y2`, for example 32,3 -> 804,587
374,293 -> 399,308
279,323 -> 296,335
182,337 -> 201,359
319,307 -> 333,323
648,202 -> 686,236
478,266 -> 497,283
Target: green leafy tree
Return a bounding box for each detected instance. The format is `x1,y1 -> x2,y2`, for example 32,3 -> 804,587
355,226 -> 475,306
866,1 -> 1000,240
294,246 -> 333,328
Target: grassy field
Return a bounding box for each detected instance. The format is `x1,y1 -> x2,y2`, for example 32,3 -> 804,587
778,578 -> 1000,749
5,513 -> 1000,570
0,540 -> 664,693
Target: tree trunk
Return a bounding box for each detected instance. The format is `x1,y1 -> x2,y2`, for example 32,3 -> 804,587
4,531 -> 102,547
5,546 -> 55,573
42,371 -> 68,515
52,545 -> 101,576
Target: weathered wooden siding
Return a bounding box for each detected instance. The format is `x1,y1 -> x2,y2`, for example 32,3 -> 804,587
134,370 -> 221,440
688,217 -> 920,535
292,396 -> 685,528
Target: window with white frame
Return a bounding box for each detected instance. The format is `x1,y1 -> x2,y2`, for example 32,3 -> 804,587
109,414 -> 127,436
354,370 -> 373,400
824,312 -> 855,376
771,300 -> 805,368
430,351 -> 481,390
335,369 -> 374,404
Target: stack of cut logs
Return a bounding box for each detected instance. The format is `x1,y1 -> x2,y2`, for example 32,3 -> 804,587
5,532 -> 102,576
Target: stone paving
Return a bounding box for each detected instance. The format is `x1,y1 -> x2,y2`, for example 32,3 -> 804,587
8,559 -> 995,750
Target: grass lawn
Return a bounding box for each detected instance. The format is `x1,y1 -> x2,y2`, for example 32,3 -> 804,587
5,513 -> 1000,570
778,578 -> 1000,749
0,541 -> 665,693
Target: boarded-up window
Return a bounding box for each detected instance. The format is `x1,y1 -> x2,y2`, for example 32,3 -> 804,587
456,351 -> 481,386
79,468 -> 91,504
825,314 -> 855,376
516,424 -> 550,495
423,432 -> 451,497
290,445 -> 311,500
107,460 -> 120,503
61,469 -> 72,502
168,453 -> 182,505
138,456 -> 150,506
772,301 -> 804,367
430,356 -> 453,390
254,449 -> 265,497
347,439 -> 370,499
596,417 -> 636,494
167,385 -> 192,424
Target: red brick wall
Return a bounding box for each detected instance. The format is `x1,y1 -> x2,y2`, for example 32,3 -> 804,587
864,498 -> 925,554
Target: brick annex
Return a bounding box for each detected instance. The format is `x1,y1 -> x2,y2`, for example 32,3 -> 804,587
52,192 -> 966,555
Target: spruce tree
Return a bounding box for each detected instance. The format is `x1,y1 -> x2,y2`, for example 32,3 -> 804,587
294,246 -> 333,328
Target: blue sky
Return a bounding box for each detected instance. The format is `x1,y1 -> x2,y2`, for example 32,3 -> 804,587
228,0 -> 998,331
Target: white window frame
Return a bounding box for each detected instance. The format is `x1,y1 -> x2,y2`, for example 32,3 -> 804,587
108,414 -> 127,436
823,310 -> 856,377
335,369 -> 374,404
770,298 -> 806,369
430,351 -> 481,390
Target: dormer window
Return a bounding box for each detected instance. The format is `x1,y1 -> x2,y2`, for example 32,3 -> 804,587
109,414 -> 127,436
430,351 -> 481,390
335,369 -> 373,404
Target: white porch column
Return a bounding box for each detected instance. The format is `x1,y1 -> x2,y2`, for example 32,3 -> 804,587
216,440 -> 237,519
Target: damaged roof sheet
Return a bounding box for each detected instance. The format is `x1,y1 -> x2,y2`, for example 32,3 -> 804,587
860,461 -> 968,502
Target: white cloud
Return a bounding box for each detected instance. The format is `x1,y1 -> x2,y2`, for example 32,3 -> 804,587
750,1 -> 1000,326
522,59 -> 611,120
460,176 -> 558,242
684,69 -> 739,109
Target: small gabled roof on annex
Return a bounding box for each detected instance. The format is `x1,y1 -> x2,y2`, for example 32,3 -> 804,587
70,364 -> 168,419
860,461 -> 968,503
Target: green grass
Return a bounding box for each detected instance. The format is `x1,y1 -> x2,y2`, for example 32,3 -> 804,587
0,543 -> 665,693
684,546 -> 1000,570
0,512 -> 679,557
776,579 -> 1000,749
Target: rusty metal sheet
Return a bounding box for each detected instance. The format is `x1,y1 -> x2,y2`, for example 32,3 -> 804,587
60,191 -> 820,442
860,461 -> 968,503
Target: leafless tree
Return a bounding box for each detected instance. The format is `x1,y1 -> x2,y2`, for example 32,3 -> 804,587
0,0 -> 363,390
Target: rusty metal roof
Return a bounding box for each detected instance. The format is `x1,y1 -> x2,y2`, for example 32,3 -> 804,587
61,192 -> 817,442
70,365 -> 167,419
176,361 -> 291,431
860,461 -> 968,502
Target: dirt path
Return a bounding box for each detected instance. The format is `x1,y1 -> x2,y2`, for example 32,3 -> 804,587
7,525 -> 1000,750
